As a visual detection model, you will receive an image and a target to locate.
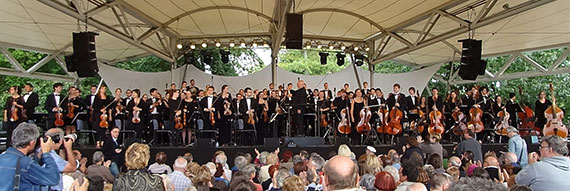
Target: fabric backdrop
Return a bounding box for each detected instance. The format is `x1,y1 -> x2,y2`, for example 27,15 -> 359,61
98,63 -> 441,96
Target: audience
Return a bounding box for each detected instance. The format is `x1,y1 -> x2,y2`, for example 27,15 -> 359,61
44,127 -> 77,191
429,173 -> 452,191
282,175 -> 306,191
455,130 -> 483,163
447,177 -> 506,191
86,151 -> 115,184
374,171 -> 396,191
419,133 -> 445,160
113,143 -> 165,190
149,151 -> 173,174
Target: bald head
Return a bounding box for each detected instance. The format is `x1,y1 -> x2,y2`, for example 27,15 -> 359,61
324,155 -> 358,190
448,156 -> 461,168
504,152 -> 518,164
484,156 -> 499,167
173,157 -> 188,171
406,183 -> 427,191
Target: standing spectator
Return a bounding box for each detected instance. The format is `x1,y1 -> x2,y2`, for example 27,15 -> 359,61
113,143 -> 165,190
455,130 -> 483,163
506,127 -> 528,167
241,164 -> 262,191
515,136 -> 570,190
322,155 -> 360,191
0,123 -> 59,190
149,152 -> 173,174
419,133 -> 444,159
402,136 -> 423,162
43,128 -> 77,191
86,151 -> 115,184
170,157 -> 192,191
396,161 -> 419,191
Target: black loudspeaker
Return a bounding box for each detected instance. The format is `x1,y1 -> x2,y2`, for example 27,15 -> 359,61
264,138 -> 280,148
73,32 -> 99,77
197,138 -> 214,148
285,13 -> 303,49
65,54 -> 76,72
221,50 -> 230,64
458,39 -> 485,80
284,137 -> 325,147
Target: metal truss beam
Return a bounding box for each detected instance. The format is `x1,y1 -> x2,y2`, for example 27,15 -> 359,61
39,0 -> 174,63
26,43 -> 72,74
0,68 -> 75,82
0,46 -> 25,72
180,32 -> 272,41
451,67 -> 570,85
164,6 -> 273,27
519,52 -> 547,73
372,0 -> 554,65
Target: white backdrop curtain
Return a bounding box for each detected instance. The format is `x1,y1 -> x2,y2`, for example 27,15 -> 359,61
99,63 -> 441,95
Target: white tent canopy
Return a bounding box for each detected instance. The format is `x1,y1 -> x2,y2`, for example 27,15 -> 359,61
0,0 -> 569,84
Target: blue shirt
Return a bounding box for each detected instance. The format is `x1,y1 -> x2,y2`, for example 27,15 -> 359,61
508,134 -> 528,168
0,147 -> 60,191
48,150 -> 68,191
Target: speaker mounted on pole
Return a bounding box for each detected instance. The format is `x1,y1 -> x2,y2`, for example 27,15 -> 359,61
72,32 -> 99,77
285,13 -> 303,49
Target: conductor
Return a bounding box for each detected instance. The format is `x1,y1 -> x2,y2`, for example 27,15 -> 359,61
291,80 -> 307,136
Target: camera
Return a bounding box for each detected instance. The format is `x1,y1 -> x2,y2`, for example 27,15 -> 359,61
43,133 -> 77,143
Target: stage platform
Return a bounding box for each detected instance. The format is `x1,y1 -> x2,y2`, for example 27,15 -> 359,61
75,142 -> 537,166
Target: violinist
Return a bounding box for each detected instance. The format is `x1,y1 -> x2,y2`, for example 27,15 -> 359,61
444,90 -> 461,130
362,82 -> 371,95
217,85 -> 233,145
3,86 -> 25,147
182,90 -> 197,146
256,90 -> 270,144
167,89 -> 182,145
92,85 -> 112,142
148,88 -> 166,140
109,88 -> 124,129
45,83 -> 65,129
124,89 -> 132,106
126,89 -> 145,139
492,95 -> 505,116
317,91 -> 331,136
323,82 -> 333,101
534,91 -> 552,131
239,87 -> 258,131
350,89 -> 367,144
85,85 -> 97,129
188,79 -> 198,96
65,87 -> 84,133
22,83 -> 39,124
332,90 -> 349,124
199,86 -> 217,130
405,87 -> 420,123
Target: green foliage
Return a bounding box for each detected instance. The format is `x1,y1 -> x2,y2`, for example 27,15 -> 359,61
278,50 -> 348,75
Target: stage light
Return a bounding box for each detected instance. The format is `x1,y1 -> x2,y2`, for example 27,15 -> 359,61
336,52 -> 346,66
319,52 -> 329,65
190,41 -> 196,49
221,50 -> 230,63
252,40 -> 258,48
263,40 -> 269,47
184,51 -> 194,65
328,42 -> 335,50
305,41 -> 311,49
364,46 -> 370,51
353,45 -> 359,51
240,39 -> 246,48
176,44 -> 183,49
340,43 -> 346,50
201,50 -> 212,65
316,41 -> 322,49
215,39 -> 221,47
201,40 -> 207,48
229,40 -> 235,48
354,54 -> 365,66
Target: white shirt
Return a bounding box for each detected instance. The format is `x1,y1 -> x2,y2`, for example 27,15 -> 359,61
90,94 -> 96,105
236,100 -> 241,114
411,96 -> 416,105
125,97 -> 132,105
207,96 -> 213,108
54,93 -> 61,107
23,91 -> 32,102
246,98 -> 251,110
394,93 -> 399,100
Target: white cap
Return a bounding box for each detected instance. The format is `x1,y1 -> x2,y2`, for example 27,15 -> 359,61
366,146 -> 376,153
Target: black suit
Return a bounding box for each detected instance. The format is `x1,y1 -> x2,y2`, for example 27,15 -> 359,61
239,98 -> 258,129
44,93 -> 66,129
428,96 -> 444,112
291,87 -> 307,135
23,92 -> 39,122
323,89 -> 333,101
199,96 -> 218,130
387,92 -> 406,111
406,95 -> 420,123
506,99 -> 521,128
102,136 -> 121,163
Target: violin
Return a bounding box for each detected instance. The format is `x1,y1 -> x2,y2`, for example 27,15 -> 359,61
376,105 -> 389,133
517,86 -> 537,136
338,109 -> 351,134
543,83 -> 568,138
223,100 -> 232,116
495,106 -> 510,136
131,99 -> 141,124
263,101 -> 269,123
247,109 -> 256,126
10,98 -> 19,122
174,99 -> 185,130
320,113 -> 328,127
467,102 -> 484,133
387,106 -> 403,135
357,107 -> 372,135
210,109 -> 216,126
428,106 -> 444,135
67,101 -> 75,119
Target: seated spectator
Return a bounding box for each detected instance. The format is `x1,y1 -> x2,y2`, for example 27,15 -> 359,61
338,144 -> 353,159
359,154 -> 382,176
322,155 -> 359,191
483,155 -> 500,181
268,167 -> 292,190
405,183 -> 427,191
73,149 -> 88,173
169,157 -> 192,191
86,151 -> 115,184
0,123 -> 59,190
229,171 -> 255,191
241,164 -> 262,191
396,161 -> 419,191
446,167 -> 460,181
260,153 -> 279,183
383,166 -> 400,187
447,177 -> 506,191
361,173 -> 376,190
516,136 -> 570,190
282,175 -> 305,191
87,176 -> 104,191
215,153 -> 232,181
186,162 -> 201,179
149,151 -> 172,174
508,185 -> 532,191
113,143 -> 165,190
426,154 -> 444,174
374,171 -> 396,191
280,150 -> 294,170
232,156 -> 248,172
193,166 -> 214,191
429,173 -> 451,191
183,152 -> 193,163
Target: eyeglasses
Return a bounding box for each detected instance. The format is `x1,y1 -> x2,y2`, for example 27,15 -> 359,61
539,145 -> 550,150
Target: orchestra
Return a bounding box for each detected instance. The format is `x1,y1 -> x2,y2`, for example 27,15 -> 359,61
2,79 -> 568,147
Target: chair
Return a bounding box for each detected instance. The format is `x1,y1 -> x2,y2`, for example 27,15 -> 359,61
154,129 -> 174,147
76,130 -> 97,146
233,119 -> 257,145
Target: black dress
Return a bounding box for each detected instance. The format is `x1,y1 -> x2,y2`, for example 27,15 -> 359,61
217,95 -> 233,145
4,96 -> 25,147
535,99 -> 552,129
351,100 -> 364,144
126,99 -> 145,139
93,96 -> 112,140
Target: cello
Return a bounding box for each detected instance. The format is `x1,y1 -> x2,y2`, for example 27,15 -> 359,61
338,109 -> 351,134
543,83 -> 568,138
494,107 -> 510,136
376,104 -> 389,133
467,102 -> 485,133
428,106 -> 445,135
451,108 -> 467,136
387,106 -> 403,135
517,86 -> 536,136
357,107 -> 372,135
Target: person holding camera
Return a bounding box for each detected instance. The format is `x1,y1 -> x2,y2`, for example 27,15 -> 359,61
0,123 -> 60,190
40,128 -> 77,191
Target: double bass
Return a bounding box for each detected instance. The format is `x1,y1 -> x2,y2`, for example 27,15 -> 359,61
338,109 -> 351,134
357,107 -> 372,135
543,83 -> 568,138
428,106 -> 445,135
517,86 -> 536,136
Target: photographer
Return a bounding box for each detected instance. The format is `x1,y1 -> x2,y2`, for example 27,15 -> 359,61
40,128 -> 77,191
0,123 -> 60,190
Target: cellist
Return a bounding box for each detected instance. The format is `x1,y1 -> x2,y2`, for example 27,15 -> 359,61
428,88 -> 444,113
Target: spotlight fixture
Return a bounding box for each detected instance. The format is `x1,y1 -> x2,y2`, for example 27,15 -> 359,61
229,40 -> 235,48
176,44 -> 183,49
240,39 -> 246,48
201,50 -> 212,65
215,39 -> 221,47
336,52 -> 346,66
305,41 -> 312,49
354,54 -> 365,66
263,40 -> 269,47
184,51 -> 194,65
316,41 -> 322,49
364,46 -> 370,51
201,40 -> 208,48
221,50 -> 230,64
328,42 -> 335,50
252,40 -> 258,48
353,46 -> 359,51
340,43 -> 346,50
190,41 -> 196,49
319,52 -> 329,65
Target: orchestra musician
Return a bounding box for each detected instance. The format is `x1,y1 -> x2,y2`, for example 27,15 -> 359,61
256,90 -> 270,144
386,84 -> 406,112
317,90 -> 331,129
268,90 -> 283,137
3,86 -> 25,147
323,82 -> 333,101
332,89 -> 349,125
362,82 -> 371,95
149,88 -> 167,142
506,93 -> 521,128
188,79 -> 198,95
85,85 -> 97,129
492,95 -> 504,116
108,88 -> 124,129
167,89 -> 182,145
350,89 -> 367,144
406,87 -> 420,123
65,87 -> 85,134
217,85 -> 233,145
428,88 -> 444,112
534,91 -> 552,132
444,90 -> 461,130
181,90 -> 197,146
290,80 -> 308,136
92,85 -> 112,143
45,83 -> 65,129
199,86 -> 217,132
22,83 -> 39,124
126,89 -> 145,139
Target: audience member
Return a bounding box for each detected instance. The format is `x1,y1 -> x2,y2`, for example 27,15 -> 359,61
447,177 -> 506,191
241,164 -> 262,191
516,136 -> 570,190
483,155 -> 500,181
402,136 -> 423,161
282,175 -> 305,191
429,173 -> 452,191
149,151 -> 173,174
113,143 -> 165,190
44,127 -> 77,191
101,126 -> 121,176
455,130 -> 483,163
396,161 -> 419,191
359,173 -> 376,191
170,157 -> 192,191
232,156 -> 248,172
506,127 -> 528,168
322,155 -> 359,191
229,171 -> 255,191
374,171 -> 396,191
405,183 -> 426,191
86,151 -> 114,183
419,133 -> 444,159
426,153 -> 444,174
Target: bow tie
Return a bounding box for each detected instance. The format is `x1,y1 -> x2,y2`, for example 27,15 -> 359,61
54,94 -> 60,96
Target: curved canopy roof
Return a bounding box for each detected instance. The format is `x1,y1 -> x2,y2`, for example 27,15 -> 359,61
0,0 -> 567,83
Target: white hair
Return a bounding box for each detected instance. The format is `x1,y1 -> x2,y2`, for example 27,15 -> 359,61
174,157 -> 188,169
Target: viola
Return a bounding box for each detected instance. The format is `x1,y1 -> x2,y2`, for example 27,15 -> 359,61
376,105 -> 389,133
428,107 -> 444,135
357,107 -> 372,135
543,83 -> 568,138
494,107 -> 510,136
210,109 -> 216,126
467,104 -> 484,133
338,109 -> 351,134
99,110 -> 109,128
517,86 -> 536,136
223,100 -> 232,116
10,99 -> 19,122
174,111 -> 184,130
387,107 -> 403,135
